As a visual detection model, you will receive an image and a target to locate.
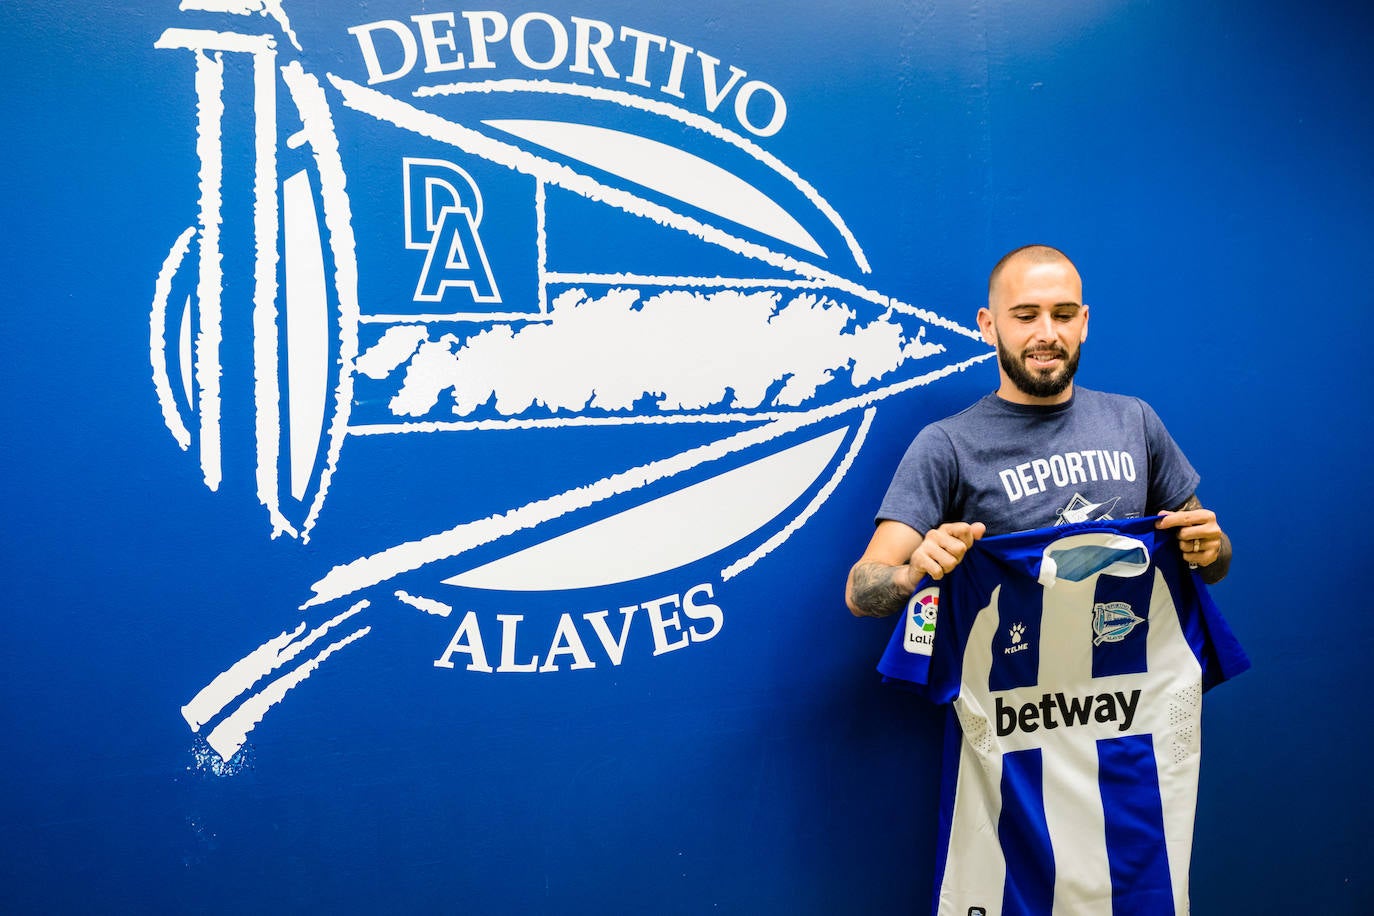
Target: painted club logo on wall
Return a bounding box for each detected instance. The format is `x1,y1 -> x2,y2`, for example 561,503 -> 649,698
150,2 -> 989,764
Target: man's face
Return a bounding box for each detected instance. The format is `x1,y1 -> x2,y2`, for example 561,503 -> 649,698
978,258 -> 1088,404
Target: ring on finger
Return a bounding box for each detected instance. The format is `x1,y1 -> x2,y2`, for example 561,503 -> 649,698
1191,538 -> 1201,553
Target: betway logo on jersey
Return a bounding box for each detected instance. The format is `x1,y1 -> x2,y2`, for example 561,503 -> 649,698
995,688 -> 1141,737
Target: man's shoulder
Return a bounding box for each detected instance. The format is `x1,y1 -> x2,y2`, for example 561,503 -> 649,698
927,392 -> 1001,430
1075,386 -> 1138,404
1074,387 -> 1155,421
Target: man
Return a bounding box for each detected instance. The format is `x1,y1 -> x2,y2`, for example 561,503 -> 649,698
846,244 -> 1230,617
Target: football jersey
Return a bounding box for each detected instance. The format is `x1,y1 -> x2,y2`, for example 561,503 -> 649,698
878,516 -> 1248,916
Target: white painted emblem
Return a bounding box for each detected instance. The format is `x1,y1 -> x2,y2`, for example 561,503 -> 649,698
150,2 -> 992,763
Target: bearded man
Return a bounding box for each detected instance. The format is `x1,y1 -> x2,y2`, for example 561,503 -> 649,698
846,244 -> 1231,618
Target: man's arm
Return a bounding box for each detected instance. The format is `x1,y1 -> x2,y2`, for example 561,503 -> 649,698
1155,494 -> 1232,584
846,520 -> 986,617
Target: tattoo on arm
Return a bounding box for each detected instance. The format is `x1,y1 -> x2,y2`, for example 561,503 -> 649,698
1201,534 -> 1232,584
849,561 -> 913,618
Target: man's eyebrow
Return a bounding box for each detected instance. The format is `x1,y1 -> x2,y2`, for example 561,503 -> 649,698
1009,301 -> 1082,310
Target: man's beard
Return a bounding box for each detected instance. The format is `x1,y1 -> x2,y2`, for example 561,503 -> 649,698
997,338 -> 1080,399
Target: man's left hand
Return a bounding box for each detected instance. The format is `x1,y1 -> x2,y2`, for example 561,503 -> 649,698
1156,507 -> 1223,567
1156,495 -> 1231,582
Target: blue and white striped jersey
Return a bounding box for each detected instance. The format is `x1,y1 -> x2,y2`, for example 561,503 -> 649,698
879,515 -> 1248,916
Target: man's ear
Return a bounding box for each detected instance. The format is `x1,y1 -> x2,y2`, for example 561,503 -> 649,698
977,307 -> 996,346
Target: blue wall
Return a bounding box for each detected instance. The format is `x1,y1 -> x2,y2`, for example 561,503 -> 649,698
3,1 -> 1371,912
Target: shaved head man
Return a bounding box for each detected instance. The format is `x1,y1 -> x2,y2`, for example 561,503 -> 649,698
982,244 -> 1087,402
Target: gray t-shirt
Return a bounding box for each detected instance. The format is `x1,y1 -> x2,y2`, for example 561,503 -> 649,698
877,388 -> 1200,536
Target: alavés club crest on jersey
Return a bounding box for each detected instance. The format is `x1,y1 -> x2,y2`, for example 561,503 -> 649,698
149,2 -> 990,765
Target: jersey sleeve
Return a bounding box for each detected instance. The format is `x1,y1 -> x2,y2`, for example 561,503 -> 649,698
875,424 -> 957,534
1138,398 -> 1200,512
1192,578 -> 1252,689
1161,556 -> 1252,690
875,537 -> 1030,701
876,577 -> 937,694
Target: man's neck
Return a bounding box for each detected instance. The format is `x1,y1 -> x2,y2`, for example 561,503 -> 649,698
994,381 -> 1076,407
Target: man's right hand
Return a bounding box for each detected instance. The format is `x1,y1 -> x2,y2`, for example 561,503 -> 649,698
846,520 -> 986,617
908,521 -> 986,583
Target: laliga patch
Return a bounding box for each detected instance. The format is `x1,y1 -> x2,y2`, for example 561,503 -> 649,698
904,586 -> 939,655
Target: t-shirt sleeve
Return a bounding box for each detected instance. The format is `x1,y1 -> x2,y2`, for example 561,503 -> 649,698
1139,399 -> 1200,512
875,424 -> 956,534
